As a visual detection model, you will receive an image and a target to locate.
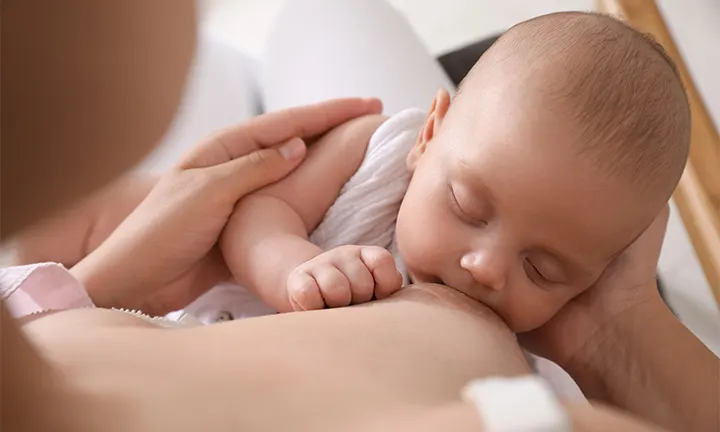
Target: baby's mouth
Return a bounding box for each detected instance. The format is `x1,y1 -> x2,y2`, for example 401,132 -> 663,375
435,277 -> 494,309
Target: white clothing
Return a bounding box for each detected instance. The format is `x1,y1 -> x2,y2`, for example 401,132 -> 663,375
173,108 -> 425,324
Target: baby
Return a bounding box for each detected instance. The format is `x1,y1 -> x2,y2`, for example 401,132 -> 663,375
220,11 -> 690,331
12,12 -> 689,332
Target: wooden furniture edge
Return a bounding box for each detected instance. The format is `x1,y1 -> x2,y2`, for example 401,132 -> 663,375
673,166 -> 720,301
596,0 -> 720,304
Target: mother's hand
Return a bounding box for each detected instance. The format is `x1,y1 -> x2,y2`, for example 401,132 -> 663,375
71,98 -> 383,315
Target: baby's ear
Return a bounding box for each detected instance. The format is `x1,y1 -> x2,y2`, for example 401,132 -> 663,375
407,88 -> 451,171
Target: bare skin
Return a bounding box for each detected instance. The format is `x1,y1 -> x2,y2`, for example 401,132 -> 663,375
11,281 -> 671,432
21,284 -> 529,431
2,2 -> 714,431
11,176 -> 158,269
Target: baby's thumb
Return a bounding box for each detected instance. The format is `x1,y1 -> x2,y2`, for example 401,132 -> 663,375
214,137 -> 307,197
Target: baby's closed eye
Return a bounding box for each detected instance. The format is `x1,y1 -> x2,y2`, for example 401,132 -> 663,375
524,256 -> 571,286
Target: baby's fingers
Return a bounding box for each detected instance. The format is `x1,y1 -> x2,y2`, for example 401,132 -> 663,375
313,265 -> 353,308
287,271 -> 325,311
360,246 -> 403,299
335,256 -> 375,305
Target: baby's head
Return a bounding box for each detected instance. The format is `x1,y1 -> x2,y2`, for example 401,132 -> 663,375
395,12 -> 690,332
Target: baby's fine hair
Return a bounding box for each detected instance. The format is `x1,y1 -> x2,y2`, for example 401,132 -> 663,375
460,12 -> 691,191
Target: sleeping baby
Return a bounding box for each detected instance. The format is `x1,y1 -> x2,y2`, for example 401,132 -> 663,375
218,11 -> 690,331
12,12 -> 690,332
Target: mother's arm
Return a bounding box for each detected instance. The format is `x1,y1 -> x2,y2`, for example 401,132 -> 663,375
11,175 -> 158,268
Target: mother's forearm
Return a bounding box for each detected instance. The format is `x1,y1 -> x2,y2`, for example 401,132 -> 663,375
565,288 -> 719,431
70,245 -> 133,308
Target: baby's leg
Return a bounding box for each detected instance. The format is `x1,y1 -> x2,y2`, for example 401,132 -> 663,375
262,0 -> 454,115
11,176 -> 157,268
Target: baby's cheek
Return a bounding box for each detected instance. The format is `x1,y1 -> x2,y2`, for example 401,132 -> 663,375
502,290 -> 568,332
396,215 -> 448,282
396,224 -> 439,278
396,178 -> 461,282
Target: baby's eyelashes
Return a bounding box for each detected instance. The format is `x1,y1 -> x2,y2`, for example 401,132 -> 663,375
524,258 -> 567,286
525,259 -> 554,286
448,184 -> 487,227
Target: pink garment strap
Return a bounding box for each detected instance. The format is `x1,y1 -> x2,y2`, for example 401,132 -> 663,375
0,263 -> 95,319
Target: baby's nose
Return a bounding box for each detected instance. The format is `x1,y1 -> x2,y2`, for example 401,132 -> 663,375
460,251 -> 509,291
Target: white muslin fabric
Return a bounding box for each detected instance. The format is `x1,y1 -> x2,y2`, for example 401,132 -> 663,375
309,108 -> 424,250
168,108 -> 425,324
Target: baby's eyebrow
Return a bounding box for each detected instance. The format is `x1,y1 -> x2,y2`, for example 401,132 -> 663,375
455,158 -> 496,205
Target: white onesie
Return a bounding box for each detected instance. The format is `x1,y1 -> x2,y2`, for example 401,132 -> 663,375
167,108 -> 426,324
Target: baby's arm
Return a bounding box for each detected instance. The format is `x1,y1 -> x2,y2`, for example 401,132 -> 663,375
220,114 -> 398,312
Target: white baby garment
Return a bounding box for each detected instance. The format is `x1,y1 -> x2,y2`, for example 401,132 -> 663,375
167,108 -> 426,324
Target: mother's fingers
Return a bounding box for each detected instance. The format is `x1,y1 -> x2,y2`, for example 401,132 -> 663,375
244,98 -> 383,148
180,97 -> 382,169
207,137 -> 307,198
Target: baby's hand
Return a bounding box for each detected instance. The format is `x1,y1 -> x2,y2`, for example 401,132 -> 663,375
286,245 -> 403,311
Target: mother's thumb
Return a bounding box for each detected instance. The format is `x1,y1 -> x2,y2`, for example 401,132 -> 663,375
213,137 -> 307,196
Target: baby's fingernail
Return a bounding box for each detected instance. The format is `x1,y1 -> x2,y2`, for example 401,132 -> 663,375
279,138 -> 306,161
